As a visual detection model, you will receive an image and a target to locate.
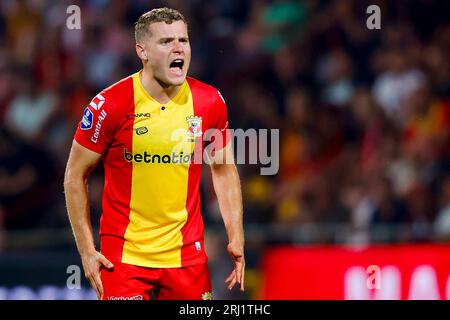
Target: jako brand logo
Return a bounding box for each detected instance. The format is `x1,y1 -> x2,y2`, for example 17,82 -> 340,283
127,113 -> 151,119
123,148 -> 193,164
91,110 -> 107,143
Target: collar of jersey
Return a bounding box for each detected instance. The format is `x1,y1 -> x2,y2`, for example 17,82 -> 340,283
134,71 -> 187,112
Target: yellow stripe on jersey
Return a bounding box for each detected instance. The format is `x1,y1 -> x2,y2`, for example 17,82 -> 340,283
122,72 -> 195,267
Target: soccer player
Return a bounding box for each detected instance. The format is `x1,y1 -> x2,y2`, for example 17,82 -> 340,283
63,7 -> 244,300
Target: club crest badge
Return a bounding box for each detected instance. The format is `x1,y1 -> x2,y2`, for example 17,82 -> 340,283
186,116 -> 202,137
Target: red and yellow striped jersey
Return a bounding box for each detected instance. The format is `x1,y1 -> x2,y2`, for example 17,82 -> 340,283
74,71 -> 229,268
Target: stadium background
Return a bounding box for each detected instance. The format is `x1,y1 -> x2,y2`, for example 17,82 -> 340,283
0,0 -> 449,299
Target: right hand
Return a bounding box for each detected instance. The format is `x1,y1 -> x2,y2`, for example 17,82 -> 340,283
225,241 -> 245,292
81,251 -> 114,300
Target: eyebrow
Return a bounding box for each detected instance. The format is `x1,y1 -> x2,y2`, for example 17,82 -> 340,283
158,37 -> 189,42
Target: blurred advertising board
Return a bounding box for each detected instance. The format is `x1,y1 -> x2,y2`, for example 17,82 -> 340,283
0,251 -> 95,300
260,244 -> 450,300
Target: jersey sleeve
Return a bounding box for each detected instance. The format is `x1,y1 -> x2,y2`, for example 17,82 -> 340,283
74,92 -> 117,155
208,90 -> 231,151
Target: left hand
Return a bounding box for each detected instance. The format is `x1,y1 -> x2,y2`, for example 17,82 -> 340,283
225,241 -> 245,292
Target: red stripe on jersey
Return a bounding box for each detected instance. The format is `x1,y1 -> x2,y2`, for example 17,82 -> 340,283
98,76 -> 135,263
180,78 -> 216,266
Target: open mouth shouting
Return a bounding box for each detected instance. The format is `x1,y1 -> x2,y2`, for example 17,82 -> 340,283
169,58 -> 185,77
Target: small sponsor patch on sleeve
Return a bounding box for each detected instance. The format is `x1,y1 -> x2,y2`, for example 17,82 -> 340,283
80,107 -> 93,130
89,93 -> 105,110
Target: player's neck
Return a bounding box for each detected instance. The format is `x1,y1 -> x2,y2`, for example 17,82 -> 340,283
140,69 -> 182,105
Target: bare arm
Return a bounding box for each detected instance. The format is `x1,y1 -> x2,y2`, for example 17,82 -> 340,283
64,140 -> 113,299
209,143 -> 245,291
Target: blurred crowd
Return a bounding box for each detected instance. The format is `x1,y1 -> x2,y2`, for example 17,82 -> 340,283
0,0 -> 449,249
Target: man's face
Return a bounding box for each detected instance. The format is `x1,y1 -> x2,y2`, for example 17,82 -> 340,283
141,20 -> 191,87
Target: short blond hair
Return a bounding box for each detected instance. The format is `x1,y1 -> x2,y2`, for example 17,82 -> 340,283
134,7 -> 187,42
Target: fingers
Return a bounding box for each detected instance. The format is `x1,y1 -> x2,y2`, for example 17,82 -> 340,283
83,252 -> 112,300
225,269 -> 236,290
225,269 -> 236,284
87,274 -> 102,299
235,260 -> 242,287
226,274 -> 237,290
235,258 -> 245,292
86,268 -> 103,299
98,254 -> 114,269
225,261 -> 245,291
92,271 -> 104,299
225,255 -> 246,292
240,265 -> 245,292
228,278 -> 237,290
